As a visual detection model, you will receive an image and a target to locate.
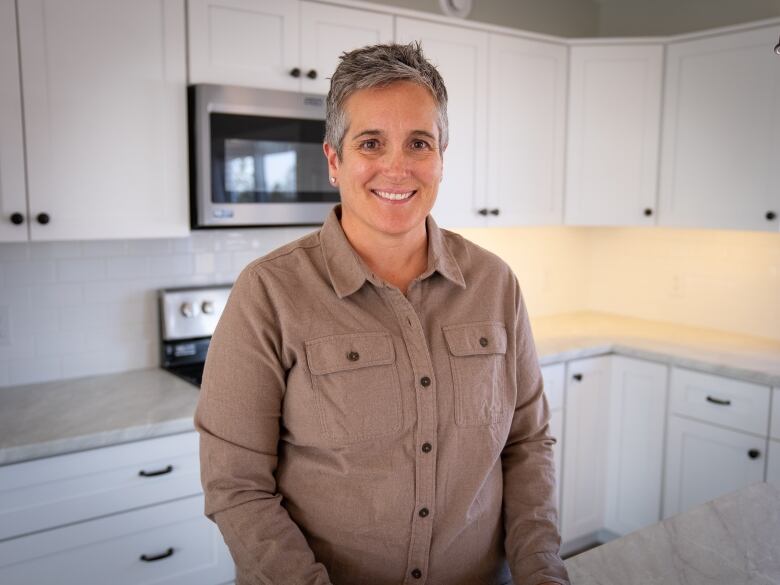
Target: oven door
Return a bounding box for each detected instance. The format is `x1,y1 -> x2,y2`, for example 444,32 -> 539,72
191,84 -> 339,228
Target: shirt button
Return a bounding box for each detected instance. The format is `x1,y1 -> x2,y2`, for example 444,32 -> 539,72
347,351 -> 360,361
479,336 -> 489,347
419,507 -> 429,517
421,442 -> 432,453
411,569 -> 422,579
420,376 -> 431,387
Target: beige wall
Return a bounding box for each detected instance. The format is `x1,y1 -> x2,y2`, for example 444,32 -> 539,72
357,0 -> 599,37
596,0 -> 780,37
457,227 -> 780,341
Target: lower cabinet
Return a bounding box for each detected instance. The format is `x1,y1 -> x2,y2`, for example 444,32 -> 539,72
560,355 -> 611,543
0,496 -> 233,585
663,416 -> 767,517
0,432 -> 235,585
604,356 -> 668,535
542,363 -> 565,517
768,440 -> 780,486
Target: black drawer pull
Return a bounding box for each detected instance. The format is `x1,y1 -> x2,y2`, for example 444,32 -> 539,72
748,449 -> 761,460
706,395 -> 731,406
140,547 -> 174,562
572,373 -> 583,381
138,464 -> 173,477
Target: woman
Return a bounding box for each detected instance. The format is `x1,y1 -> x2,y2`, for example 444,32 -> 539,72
196,42 -> 569,585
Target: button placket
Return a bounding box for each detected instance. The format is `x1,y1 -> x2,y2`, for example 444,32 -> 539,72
381,288 -> 437,584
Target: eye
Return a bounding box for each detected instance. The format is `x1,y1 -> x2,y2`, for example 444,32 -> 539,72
359,139 -> 380,151
411,139 -> 431,150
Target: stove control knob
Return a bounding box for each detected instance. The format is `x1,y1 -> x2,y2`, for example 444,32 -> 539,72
180,302 -> 196,318
202,301 -> 215,315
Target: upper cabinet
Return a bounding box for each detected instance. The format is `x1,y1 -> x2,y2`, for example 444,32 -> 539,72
395,17 -> 489,229
188,0 -> 393,94
0,0 -> 28,242
565,43 -> 663,227
486,34 -> 567,227
659,25 -> 780,232
11,0 -> 189,241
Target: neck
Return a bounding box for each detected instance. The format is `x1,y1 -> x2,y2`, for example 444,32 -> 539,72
340,215 -> 429,295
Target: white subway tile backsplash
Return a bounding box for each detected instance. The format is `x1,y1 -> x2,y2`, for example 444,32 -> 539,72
35,330 -> 87,357
107,256 -> 150,280
126,239 -> 172,256
57,258 -> 107,282
28,283 -> 83,307
150,255 -> 193,278
29,241 -> 83,260
81,240 -> 128,258
5,260 -> 56,285
8,356 -> 61,386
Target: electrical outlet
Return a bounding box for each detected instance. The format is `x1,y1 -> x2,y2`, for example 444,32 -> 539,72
0,305 -> 9,345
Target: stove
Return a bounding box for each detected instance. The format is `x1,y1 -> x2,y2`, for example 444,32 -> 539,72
158,284 -> 232,387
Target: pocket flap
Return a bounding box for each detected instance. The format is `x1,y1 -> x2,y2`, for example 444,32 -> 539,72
443,322 -> 507,356
305,332 -> 395,375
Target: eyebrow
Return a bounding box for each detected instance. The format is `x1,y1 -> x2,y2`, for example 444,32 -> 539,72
351,129 -> 438,140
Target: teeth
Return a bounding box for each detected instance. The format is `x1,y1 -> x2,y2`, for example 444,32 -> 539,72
374,190 -> 414,201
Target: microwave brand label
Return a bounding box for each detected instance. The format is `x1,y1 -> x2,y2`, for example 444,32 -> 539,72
213,208 -> 234,219
303,96 -> 324,107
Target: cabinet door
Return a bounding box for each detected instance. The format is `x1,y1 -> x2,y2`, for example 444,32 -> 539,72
565,44 -> 663,226
771,388 -> 780,440
659,25 -> 780,231
18,0 -> 189,240
0,496 -> 234,585
542,363 -> 565,515
550,408 -> 564,517
769,440 -> 780,486
0,0 -> 28,242
663,415 -> 767,517
604,356 -> 667,535
396,17 -> 488,229
188,0 -> 301,90
300,2 -> 393,95
487,34 -> 567,226
561,355 -> 611,543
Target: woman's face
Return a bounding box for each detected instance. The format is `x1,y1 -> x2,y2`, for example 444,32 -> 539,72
324,81 -> 443,241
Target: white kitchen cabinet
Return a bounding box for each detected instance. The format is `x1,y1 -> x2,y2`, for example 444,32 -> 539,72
561,355 -> 611,543
604,356 -> 668,536
542,362 -> 565,514
485,34 -> 567,227
659,24 -> 780,231
188,0 -> 392,94
17,0 -> 189,240
0,432 -> 234,584
0,496 -> 233,585
395,17 -> 489,229
565,43 -> 663,227
0,0 -> 27,242
663,416 -> 767,517
769,441 -> 780,486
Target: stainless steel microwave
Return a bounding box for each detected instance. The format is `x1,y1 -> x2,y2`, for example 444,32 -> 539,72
189,84 -> 339,228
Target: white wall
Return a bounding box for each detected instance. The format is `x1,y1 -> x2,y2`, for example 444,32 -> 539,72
358,0 -> 600,37
596,0 -> 780,37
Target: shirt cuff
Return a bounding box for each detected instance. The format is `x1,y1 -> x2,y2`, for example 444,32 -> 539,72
511,551 -> 570,585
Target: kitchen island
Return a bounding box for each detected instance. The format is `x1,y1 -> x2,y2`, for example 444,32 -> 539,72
565,482 -> 780,585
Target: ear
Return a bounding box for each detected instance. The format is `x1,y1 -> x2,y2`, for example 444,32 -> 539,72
323,142 -> 340,178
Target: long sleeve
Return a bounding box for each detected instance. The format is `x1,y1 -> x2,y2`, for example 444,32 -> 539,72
194,266 -> 332,585
502,279 -> 570,585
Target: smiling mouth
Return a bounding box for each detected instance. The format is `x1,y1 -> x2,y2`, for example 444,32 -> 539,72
371,189 -> 417,201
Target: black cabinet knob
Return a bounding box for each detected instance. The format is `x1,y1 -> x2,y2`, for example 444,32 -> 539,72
477,208 -> 488,216
572,373 -> 583,382
644,208 -> 653,216
306,69 -> 317,79
748,449 -> 761,460
10,212 -> 24,225
489,208 -> 500,216
36,213 -> 50,225
767,211 -> 777,221
289,67 -> 301,78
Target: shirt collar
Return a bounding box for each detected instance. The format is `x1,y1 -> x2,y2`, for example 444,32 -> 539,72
320,205 -> 466,299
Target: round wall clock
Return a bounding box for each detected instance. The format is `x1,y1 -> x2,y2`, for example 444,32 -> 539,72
438,0 -> 472,19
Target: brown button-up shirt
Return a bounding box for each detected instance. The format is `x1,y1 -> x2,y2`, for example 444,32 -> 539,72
195,206 -> 569,585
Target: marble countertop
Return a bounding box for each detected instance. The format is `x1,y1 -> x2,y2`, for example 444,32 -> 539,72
1,311 -> 778,466
565,482 -> 780,585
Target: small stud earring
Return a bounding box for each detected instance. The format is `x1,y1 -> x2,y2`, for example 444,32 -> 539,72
329,176 -> 336,185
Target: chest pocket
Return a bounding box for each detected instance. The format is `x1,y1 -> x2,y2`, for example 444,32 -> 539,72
443,322 -> 509,427
305,332 -> 402,443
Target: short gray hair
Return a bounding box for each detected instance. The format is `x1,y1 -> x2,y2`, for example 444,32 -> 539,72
325,42 -> 448,159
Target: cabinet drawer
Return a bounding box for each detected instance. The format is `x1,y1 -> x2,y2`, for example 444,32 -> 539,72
771,388 -> 780,440
541,362 -> 565,411
0,432 -> 202,540
0,495 -> 234,585
669,368 -> 770,435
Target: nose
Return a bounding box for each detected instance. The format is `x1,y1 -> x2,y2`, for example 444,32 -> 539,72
382,145 -> 411,180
